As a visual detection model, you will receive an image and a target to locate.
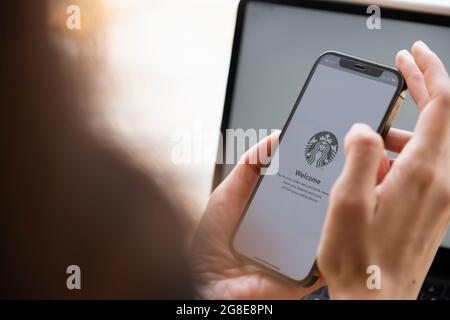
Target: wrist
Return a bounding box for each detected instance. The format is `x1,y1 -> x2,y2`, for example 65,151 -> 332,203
329,286 -> 391,300
328,279 -> 419,300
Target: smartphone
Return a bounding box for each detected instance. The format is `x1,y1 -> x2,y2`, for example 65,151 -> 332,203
231,51 -> 407,286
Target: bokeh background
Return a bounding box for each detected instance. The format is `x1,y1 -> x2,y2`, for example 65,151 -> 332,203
50,0 -> 240,219
50,0 -> 449,221
100,0 -> 239,217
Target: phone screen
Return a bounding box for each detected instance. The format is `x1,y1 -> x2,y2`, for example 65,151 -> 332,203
233,52 -> 402,282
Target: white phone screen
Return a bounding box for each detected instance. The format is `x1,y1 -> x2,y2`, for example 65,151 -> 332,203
233,53 -> 400,282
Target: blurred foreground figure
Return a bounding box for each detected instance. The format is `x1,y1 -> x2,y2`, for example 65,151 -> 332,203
0,1 -> 192,298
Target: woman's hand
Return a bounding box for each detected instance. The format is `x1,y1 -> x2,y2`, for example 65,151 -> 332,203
317,41 -> 450,299
190,132 -> 324,300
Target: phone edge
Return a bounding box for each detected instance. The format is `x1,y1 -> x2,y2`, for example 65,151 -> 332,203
230,51 -> 406,287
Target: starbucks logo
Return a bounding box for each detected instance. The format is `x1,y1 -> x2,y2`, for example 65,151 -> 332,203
305,131 -> 338,168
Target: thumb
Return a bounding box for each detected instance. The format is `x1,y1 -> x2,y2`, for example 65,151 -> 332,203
318,124 -> 384,284
221,131 -> 280,202
376,150 -> 391,184
333,124 -> 384,208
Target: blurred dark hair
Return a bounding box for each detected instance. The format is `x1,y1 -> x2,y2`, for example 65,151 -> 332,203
0,1 -> 192,298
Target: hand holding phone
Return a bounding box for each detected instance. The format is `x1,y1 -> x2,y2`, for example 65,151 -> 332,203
192,44 -> 449,300
318,42 -> 450,299
191,132 -> 325,300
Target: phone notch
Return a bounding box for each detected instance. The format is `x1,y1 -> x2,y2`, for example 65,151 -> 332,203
339,58 -> 383,77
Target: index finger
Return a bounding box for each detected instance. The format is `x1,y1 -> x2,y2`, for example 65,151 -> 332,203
225,131 -> 280,200
413,95 -> 450,156
410,42 -> 450,153
411,41 -> 450,99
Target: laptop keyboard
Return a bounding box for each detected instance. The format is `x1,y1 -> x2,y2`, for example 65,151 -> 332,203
304,286 -> 329,300
305,279 -> 450,300
419,279 -> 450,300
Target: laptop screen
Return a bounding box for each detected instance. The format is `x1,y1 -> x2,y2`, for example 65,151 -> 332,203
222,2 -> 450,248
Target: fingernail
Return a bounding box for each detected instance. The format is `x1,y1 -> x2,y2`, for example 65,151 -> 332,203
350,123 -> 372,133
400,49 -> 413,60
404,50 -> 414,59
415,40 -> 430,52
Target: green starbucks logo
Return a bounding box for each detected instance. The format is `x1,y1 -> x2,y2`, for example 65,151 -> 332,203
305,131 -> 338,168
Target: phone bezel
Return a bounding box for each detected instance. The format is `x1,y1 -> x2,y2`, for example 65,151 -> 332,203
230,51 -> 406,286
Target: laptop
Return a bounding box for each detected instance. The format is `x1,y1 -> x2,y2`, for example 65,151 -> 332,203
213,0 -> 450,300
